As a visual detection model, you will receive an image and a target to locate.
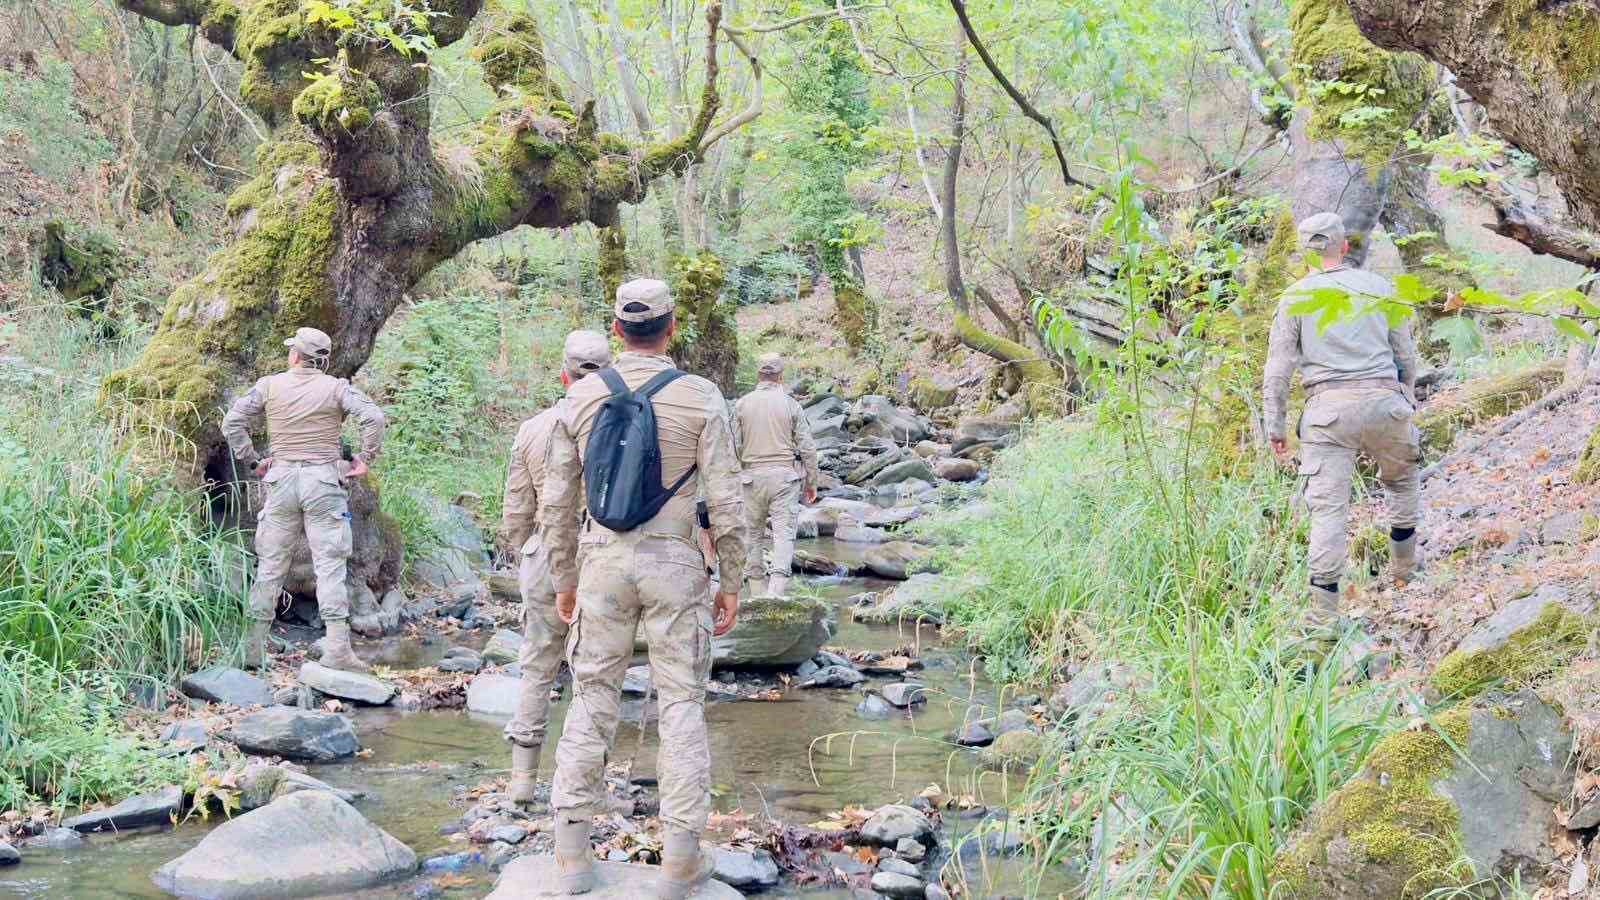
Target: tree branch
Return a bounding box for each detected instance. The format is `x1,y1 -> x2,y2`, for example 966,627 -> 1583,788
116,0 -> 237,52
946,0 -> 1087,190
699,26 -> 760,153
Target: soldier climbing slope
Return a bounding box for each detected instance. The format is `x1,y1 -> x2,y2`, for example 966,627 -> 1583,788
496,330 -> 612,807
1264,212 -> 1421,636
734,352 -> 819,597
221,326 -> 386,673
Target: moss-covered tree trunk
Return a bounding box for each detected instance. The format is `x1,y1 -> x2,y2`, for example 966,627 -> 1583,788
105,0 -> 726,474
668,251 -> 738,394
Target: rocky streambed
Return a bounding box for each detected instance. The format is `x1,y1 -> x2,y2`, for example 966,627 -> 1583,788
1,399 -> 1080,899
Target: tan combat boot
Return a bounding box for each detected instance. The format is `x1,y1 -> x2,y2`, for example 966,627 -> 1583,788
241,619 -> 272,670
319,620 -> 372,673
508,743 -> 540,806
766,575 -> 789,597
554,814 -> 594,894
1389,531 -> 1418,584
660,827 -> 713,900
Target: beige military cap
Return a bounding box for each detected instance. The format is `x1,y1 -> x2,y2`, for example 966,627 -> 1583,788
757,353 -> 785,376
563,329 -> 612,375
285,326 -> 332,358
614,278 -> 675,322
1297,212 -> 1347,252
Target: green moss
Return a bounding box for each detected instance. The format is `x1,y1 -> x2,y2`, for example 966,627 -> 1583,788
1503,0 -> 1600,86
668,252 -> 737,392
597,225 -> 627,305
472,6 -> 558,93
1431,603 -> 1592,700
233,0 -> 313,124
291,66 -> 379,135
1273,707 -> 1472,898
836,282 -> 872,354
1289,0 -> 1431,170
1415,360 -> 1564,453
1574,422 -> 1600,484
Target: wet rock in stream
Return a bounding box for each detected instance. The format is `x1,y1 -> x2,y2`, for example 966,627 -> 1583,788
61,784 -> 182,833
0,842 -> 17,866
221,707 -> 360,761
488,856 -> 743,898
298,661 -> 397,705
180,666 -> 274,708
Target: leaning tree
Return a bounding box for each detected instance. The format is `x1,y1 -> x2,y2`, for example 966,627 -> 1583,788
105,0 -> 739,476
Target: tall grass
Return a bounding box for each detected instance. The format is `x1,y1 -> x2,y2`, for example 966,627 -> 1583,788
923,421 -> 1399,897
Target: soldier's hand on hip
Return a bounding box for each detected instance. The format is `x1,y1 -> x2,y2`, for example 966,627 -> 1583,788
556,590 -> 578,624
253,457 -> 273,477
347,454 -> 370,479
713,591 -> 740,636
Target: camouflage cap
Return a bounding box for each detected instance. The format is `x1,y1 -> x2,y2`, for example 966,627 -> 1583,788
1297,212 -> 1347,252
614,278 -> 675,323
563,329 -> 611,376
284,326 -> 332,359
757,353 -> 785,376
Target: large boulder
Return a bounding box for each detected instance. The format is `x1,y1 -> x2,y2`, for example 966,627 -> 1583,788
708,847 -> 780,889
861,805 -> 934,846
810,414 -> 849,446
713,596 -> 833,668
467,672 -> 523,717
869,458 -> 937,489
152,791 -> 415,899
1048,661 -> 1144,730
221,708 -> 360,762
181,666 -> 274,708
848,448 -> 910,486
298,662 -> 395,706
953,416 -> 1019,452
933,458 -> 982,482
852,573 -> 955,624
63,785 -> 182,833
1275,691 -> 1572,897
1430,584 -> 1592,700
862,541 -> 934,580
408,495 -> 490,592
483,628 -> 525,665
805,393 -> 848,422
797,506 -> 839,538
850,396 -> 930,444
488,855 -> 743,898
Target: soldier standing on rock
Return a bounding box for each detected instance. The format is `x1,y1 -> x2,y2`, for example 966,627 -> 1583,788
497,330 -> 612,806
221,326 -> 386,673
734,353 -> 819,597
1264,212 -> 1421,636
540,278 -> 746,897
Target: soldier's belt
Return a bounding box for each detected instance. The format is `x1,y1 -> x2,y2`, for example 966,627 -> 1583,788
594,515 -> 696,541
1304,377 -> 1403,399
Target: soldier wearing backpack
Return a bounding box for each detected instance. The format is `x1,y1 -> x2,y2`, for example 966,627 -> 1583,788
539,278 -> 747,898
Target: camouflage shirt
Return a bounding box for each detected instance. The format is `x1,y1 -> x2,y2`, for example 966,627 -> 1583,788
734,381 -> 819,487
221,366 -> 385,466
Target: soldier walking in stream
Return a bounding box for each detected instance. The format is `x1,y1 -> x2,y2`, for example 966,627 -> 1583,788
734,353 -> 819,597
540,278 -> 746,897
1264,212 -> 1421,635
222,326 -> 386,673
496,330 -> 612,806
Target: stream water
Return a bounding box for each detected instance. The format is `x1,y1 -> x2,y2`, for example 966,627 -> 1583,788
1,536 -> 1072,899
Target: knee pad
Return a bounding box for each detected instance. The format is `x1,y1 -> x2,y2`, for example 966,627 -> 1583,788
1390,526 -> 1415,542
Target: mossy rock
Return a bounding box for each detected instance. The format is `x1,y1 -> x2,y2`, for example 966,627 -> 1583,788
39,221 -> 124,305
908,375 -> 957,412
1415,361 -> 1564,456
1430,588 -> 1592,701
1274,691 -> 1572,898
978,729 -> 1043,771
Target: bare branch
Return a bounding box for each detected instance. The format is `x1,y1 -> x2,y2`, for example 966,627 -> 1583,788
722,4 -> 885,35
116,0 -> 237,52
699,27 -> 761,152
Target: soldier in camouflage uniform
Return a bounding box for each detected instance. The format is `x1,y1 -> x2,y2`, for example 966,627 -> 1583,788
541,279 -> 746,897
222,327 -> 386,673
734,353 -> 819,597
1264,213 -> 1421,631
497,330 -> 612,806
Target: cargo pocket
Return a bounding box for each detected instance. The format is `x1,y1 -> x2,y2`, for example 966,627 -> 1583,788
1299,403 -> 1339,444
1294,456 -> 1322,511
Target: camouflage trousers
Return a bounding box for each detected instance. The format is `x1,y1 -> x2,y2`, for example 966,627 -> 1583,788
743,466 -> 802,581
1297,387 -> 1421,585
551,524 -> 713,833
248,462 -> 351,622
504,535 -> 568,747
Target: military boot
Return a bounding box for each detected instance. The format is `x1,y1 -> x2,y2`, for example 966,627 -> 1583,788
554,814 -> 594,894
319,620 -> 372,673
1289,581 -> 1343,657
1389,532 -> 1419,584
241,619 -> 273,670
660,827 -> 713,900
508,743 -> 540,806
766,575 -> 789,597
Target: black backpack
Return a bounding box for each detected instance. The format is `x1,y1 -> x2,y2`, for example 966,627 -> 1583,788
584,367 -> 699,531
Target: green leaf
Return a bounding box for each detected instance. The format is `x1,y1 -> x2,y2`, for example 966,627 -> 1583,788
1553,316 -> 1595,344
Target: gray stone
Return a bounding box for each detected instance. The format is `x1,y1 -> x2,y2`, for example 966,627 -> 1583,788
797,507 -> 838,538
954,416 -> 1019,447
63,784 -> 182,832
933,458 -> 981,482
851,396 -> 930,444
623,665 -> 652,697
895,838 -> 926,862
235,763 -> 360,811
806,394 -> 848,421
796,659 -> 820,680
160,720 -> 208,753
925,884 -> 950,900
802,665 -> 866,689
1569,792 -> 1600,830
861,805 -> 934,846
852,573 -> 954,625
485,841 -> 519,872
856,692 -> 895,720
709,846 -> 780,888
834,524 -> 892,545
980,730 -> 1043,771
992,709 -> 1033,736
222,707 -> 360,762
811,414 -> 849,444
487,855 -> 743,898
0,842 -> 17,866
1539,510 -> 1585,545
878,857 -> 921,877
1453,584 -> 1569,657
180,666 -> 274,708
819,497 -> 882,524
881,683 -> 928,708
152,791 -> 415,899
865,506 -> 924,530
848,449 -> 911,486
298,662 -> 396,706
862,542 -> 934,581
869,458 -> 938,489
1048,661 -> 1142,727
954,721 -> 995,747
483,629 -> 524,665
815,650 -> 855,669
25,827 -> 86,850
792,549 -> 843,575
487,824 -> 528,845
870,871 -> 926,897
438,654 -> 483,674
713,595 -> 832,667
467,673 -> 523,717
272,687 -> 301,707
410,498 -> 491,592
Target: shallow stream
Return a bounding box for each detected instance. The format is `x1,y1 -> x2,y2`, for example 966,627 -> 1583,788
2,535 -> 1069,899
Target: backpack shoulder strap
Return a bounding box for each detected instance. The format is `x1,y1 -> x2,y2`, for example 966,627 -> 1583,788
638,368 -> 687,398
598,367 -> 629,398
